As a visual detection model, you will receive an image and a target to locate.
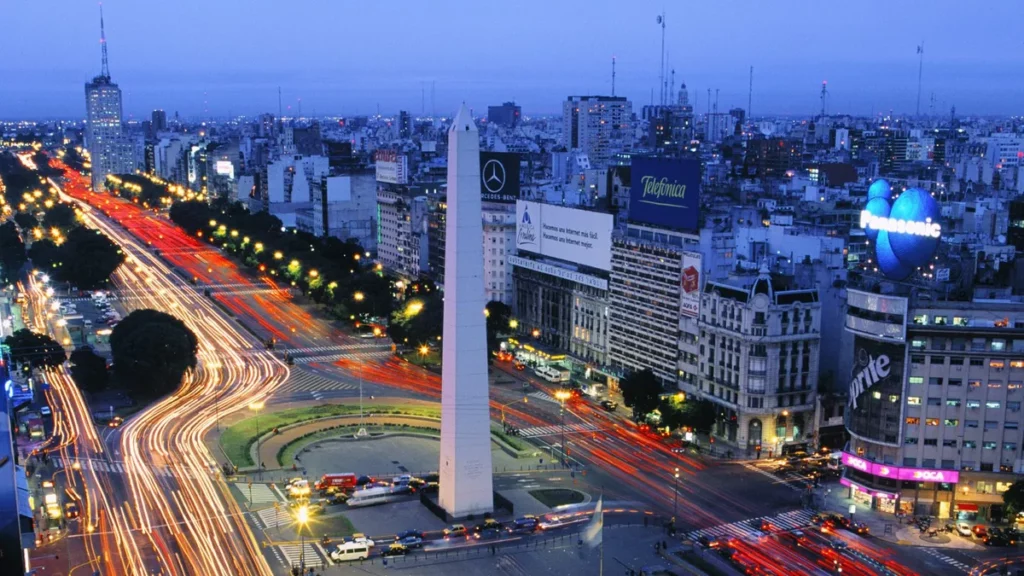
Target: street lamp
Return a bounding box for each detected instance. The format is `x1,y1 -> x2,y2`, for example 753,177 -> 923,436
249,401 -> 264,479
509,319 -> 519,330
500,395 -> 529,425
419,345 -> 429,365
296,504 -> 309,573
555,390 -> 572,466
673,467 -> 680,525
353,291 -> 365,302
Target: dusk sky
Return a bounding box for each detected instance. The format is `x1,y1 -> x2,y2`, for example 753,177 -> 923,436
3,0 -> 1022,120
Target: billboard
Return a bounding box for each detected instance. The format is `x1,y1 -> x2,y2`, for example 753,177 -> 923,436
846,336 -> 906,445
480,152 -> 520,203
515,201 -> 613,271
374,150 -> 408,184
680,251 -> 703,318
861,179 -> 942,280
841,452 -> 959,484
629,156 -> 701,231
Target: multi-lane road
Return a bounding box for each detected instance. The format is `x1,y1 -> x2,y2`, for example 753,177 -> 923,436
30,156 -> 938,575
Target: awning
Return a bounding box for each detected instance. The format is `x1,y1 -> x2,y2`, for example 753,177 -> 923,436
956,503 -> 979,512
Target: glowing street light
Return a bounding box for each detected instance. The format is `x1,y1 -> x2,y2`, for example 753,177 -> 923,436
296,504 -> 309,572
308,269 -> 319,278
353,292 -> 365,302
531,328 -> 541,338
273,251 -> 283,260
509,319 -> 519,330
554,390 -> 572,467
405,301 -> 424,316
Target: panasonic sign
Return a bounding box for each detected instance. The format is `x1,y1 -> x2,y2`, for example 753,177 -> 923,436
848,354 -> 890,409
860,210 -> 941,239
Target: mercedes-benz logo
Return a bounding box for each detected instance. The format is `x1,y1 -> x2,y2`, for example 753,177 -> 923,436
482,159 -> 506,193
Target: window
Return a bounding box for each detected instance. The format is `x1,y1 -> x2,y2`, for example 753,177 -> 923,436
905,417 -> 920,425
952,338 -> 968,351
969,380 -> 982,389
927,397 -> 942,406
1009,401 -> 1021,412
924,438 -> 938,446
942,459 -> 956,469
967,400 -> 981,409
998,482 -> 1015,492
1013,361 -> 1024,369
964,440 -> 977,449
905,437 -> 918,445
949,357 -> 965,366
909,377 -> 924,385
913,314 -> 929,325
1011,382 -> 1024,391
991,360 -> 1006,369
911,338 -> 927,349
1007,444 -> 1019,452
907,397 -> 922,406
986,401 -> 1002,409
966,420 -> 979,428
930,356 -> 946,365
983,441 -> 997,450
946,399 -> 961,407
992,340 -> 1007,352
912,355 -> 925,365
926,418 -> 939,426
889,394 -> 899,403
929,377 -> 944,386
943,439 -> 958,448
934,316 -> 948,326
903,458 -> 917,467
970,358 -> 985,366
1007,422 -> 1019,430
948,379 -> 963,387
984,421 -> 999,430
953,316 -> 969,327
972,338 -> 987,351
944,419 -> 959,427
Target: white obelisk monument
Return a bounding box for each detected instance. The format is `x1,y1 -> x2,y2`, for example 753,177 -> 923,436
438,104 -> 494,518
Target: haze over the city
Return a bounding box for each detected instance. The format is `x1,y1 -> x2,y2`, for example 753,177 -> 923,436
3,0 -> 1023,119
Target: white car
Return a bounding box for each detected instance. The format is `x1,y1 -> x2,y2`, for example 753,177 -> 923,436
344,533 -> 375,548
956,522 -> 973,537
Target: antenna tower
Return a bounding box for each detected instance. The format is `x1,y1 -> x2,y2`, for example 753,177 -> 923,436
657,13 -> 666,105
820,81 -> 829,118
916,42 -> 924,117
99,4 -> 110,78
748,66 -> 753,120
611,56 -> 616,96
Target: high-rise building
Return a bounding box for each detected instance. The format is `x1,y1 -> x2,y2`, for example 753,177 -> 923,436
151,109 -> 167,133
84,7 -> 129,192
487,101 -> 521,128
562,96 -> 633,168
398,111 -> 412,139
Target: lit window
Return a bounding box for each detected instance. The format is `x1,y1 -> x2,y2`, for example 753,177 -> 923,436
953,316 -> 969,327
986,401 -> 1002,409
872,391 -> 881,400
991,360 -> 1006,369
944,419 -> 959,427
907,397 -> 922,406
926,418 -> 939,426
1011,361 -> 1024,369
906,417 -> 921,425
909,377 -> 924,385
946,399 -> 961,407
983,442 -> 997,450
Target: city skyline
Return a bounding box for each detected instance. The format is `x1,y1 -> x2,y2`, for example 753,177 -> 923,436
3,0 -> 1023,119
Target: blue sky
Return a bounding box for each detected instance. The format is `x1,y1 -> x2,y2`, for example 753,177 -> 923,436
2,0 -> 1021,119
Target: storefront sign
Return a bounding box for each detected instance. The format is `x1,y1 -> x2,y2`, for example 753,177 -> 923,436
841,477 -> 898,500
842,451 -> 959,484
507,255 -> 608,290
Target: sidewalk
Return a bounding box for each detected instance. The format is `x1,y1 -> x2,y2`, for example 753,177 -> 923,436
817,486 -> 984,551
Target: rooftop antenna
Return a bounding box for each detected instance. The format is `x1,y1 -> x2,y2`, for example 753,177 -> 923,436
656,12 -> 666,105
670,68 -> 675,105
297,97 -> 302,118
431,81 -> 435,119
97,2 -> 109,78
916,42 -> 924,117
611,56 -> 616,97
820,80 -> 829,119
748,66 -> 754,120
421,82 -> 425,114
277,86 -> 283,120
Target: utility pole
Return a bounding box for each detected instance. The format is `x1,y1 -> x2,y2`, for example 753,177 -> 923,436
916,42 -> 924,118
748,66 -> 754,120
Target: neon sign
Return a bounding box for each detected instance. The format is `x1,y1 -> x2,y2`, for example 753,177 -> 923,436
861,179 -> 942,280
860,210 -> 941,239
842,451 -> 959,483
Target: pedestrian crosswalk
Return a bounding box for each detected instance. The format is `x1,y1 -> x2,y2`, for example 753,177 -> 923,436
681,508 -> 817,542
920,548 -> 972,572
528,391 -> 557,403
274,370 -> 357,395
52,456 -> 177,478
277,543 -> 326,568
285,343 -> 390,355
517,422 -> 600,438
255,505 -> 295,530
293,351 -> 392,364
234,482 -> 281,505
741,462 -> 803,492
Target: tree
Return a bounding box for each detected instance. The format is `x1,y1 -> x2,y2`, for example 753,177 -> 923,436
13,212 -> 37,231
677,397 -> 717,433
69,347 -> 108,394
28,238 -> 60,271
57,227 -> 124,288
110,309 -> 198,397
3,329 -> 66,368
619,368 -> 663,420
0,221 -> 27,283
387,293 -> 443,348
485,301 -> 512,357
1004,481 -> 1024,517
42,203 -> 78,231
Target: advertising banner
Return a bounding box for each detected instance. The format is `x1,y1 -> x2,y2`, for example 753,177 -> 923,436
480,152 -> 520,203
846,336 -> 907,446
374,150 -> 408,184
507,255 -> 608,290
629,156 -> 701,231
515,201 -> 613,271
680,251 -> 703,318
841,452 -> 959,484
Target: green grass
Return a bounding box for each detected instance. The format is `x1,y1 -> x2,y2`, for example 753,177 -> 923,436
220,403 -> 439,467
317,511 -> 357,537
528,488 -> 585,508
490,423 -> 526,451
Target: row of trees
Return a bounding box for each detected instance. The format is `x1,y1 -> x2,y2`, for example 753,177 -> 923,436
2,309 -> 198,398
28,227 -> 125,289
619,368 -> 717,433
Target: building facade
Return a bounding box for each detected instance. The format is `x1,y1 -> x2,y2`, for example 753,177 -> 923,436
377,188 -> 428,279
562,96 -> 633,169
85,76 -> 127,192
487,102 -> 521,128
482,202 -> 515,304
686,266 -> 820,451
844,289 -> 1024,522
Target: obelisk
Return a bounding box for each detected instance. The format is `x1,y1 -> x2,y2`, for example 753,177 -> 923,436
438,104 -> 494,518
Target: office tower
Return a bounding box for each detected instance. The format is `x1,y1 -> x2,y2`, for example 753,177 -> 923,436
398,110 -> 412,139
84,7 -> 126,192
487,101 -> 521,128
561,96 -> 632,168
151,109 -> 167,133
438,104 -> 494,518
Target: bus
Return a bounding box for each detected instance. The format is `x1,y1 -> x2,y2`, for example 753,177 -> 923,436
534,366 -> 569,383
346,486 -> 402,508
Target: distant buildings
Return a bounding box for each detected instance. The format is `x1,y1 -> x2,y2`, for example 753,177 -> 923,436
83,9 -> 133,191
296,171 -> 377,249
562,96 -> 633,168
487,102 -> 521,128
151,109 -> 167,133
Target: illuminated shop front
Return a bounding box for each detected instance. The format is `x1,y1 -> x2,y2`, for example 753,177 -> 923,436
842,451 -> 961,517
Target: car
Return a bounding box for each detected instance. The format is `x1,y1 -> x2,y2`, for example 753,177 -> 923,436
64,502 -> 80,520
443,524 -> 467,540
345,533 -> 374,547
396,530 -> 425,541
973,525 -> 989,539
381,543 -> 408,557
421,482 -> 439,494
783,530 -> 808,547
474,518 -> 502,533
473,528 -> 501,540
392,474 -> 412,485
514,361 -> 525,371
398,535 -> 423,548
509,515 -> 539,534
600,400 -> 619,411
828,538 -> 848,550
696,535 -> 718,549
984,533 -> 1016,547
108,416 -> 124,428
355,475 -> 376,486
40,406 -> 52,417
848,521 -> 869,535
758,519 -> 774,533
956,522 -> 972,537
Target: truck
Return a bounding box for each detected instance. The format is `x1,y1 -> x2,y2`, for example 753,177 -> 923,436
315,473 -> 358,492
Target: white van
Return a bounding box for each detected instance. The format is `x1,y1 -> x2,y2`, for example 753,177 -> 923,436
330,542 -> 370,562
